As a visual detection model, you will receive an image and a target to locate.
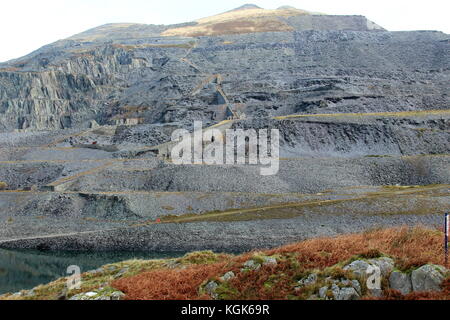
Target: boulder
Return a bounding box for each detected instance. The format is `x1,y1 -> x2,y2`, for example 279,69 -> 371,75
344,257 -> 394,279
367,257 -> 394,277
113,267 -> 129,279
335,287 -> 360,300
298,273 -> 318,287
317,278 -> 361,300
389,271 -> 412,295
411,264 -> 448,292
110,291 -> 125,300
343,260 -> 371,278
87,267 -> 104,275
340,279 -> 362,295
204,281 -> 219,299
319,286 -> 328,299
220,271 -> 236,281
242,260 -> 261,271
69,288 -> 125,300
262,256 -> 277,266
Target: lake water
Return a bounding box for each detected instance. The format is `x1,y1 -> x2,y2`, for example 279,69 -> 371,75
0,249 -> 183,294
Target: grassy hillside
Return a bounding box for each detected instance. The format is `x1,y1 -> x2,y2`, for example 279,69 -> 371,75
161,7 -> 312,37
2,226 -> 449,300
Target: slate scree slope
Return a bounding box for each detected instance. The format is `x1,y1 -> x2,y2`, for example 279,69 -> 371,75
0,5 -> 448,251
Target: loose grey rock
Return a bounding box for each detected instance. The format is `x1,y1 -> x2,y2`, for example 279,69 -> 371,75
106,265 -> 118,272
85,292 -> 97,297
69,289 -> 126,300
88,267 -> 104,275
328,283 -> 360,300
220,271 -> 236,282
10,292 -> 22,298
110,291 -> 125,300
335,287 -> 360,300
262,256 -> 278,266
0,7 -> 448,259
69,292 -> 96,300
319,286 -> 329,299
204,281 -> 219,299
242,260 -> 261,271
318,276 -> 362,300
339,279 -> 362,295
368,288 -> 383,297
298,273 -> 318,287
389,271 -> 412,295
113,267 -> 129,279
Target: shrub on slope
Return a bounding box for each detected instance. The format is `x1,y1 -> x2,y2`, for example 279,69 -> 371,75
113,226 -> 449,300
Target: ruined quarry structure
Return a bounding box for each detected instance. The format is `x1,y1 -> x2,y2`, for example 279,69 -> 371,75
1,5 -> 447,132
0,5 -> 449,252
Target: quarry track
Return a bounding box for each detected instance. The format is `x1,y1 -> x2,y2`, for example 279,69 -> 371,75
0,184 -> 448,251
0,212 -> 444,252
0,12 -> 449,252
0,110 -> 448,251
274,109 -> 450,120
1,28 -> 449,132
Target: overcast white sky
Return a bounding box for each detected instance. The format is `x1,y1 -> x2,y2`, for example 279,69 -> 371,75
1,0 -> 449,62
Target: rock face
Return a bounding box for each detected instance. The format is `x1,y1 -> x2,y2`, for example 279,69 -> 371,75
0,6 -> 447,131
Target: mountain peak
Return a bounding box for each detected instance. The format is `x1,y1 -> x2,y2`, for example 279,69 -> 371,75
230,4 -> 262,11
65,5 -> 385,42
277,5 -> 296,10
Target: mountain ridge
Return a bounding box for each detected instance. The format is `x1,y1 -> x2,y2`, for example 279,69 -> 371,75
0,6 -> 447,133
62,5 -> 381,42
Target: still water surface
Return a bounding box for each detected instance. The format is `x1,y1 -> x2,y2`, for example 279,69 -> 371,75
0,249 -> 182,294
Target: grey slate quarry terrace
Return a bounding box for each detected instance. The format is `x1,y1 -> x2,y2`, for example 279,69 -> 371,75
0,7 -> 449,251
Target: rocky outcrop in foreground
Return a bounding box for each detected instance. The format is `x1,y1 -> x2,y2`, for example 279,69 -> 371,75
204,256 -> 448,300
